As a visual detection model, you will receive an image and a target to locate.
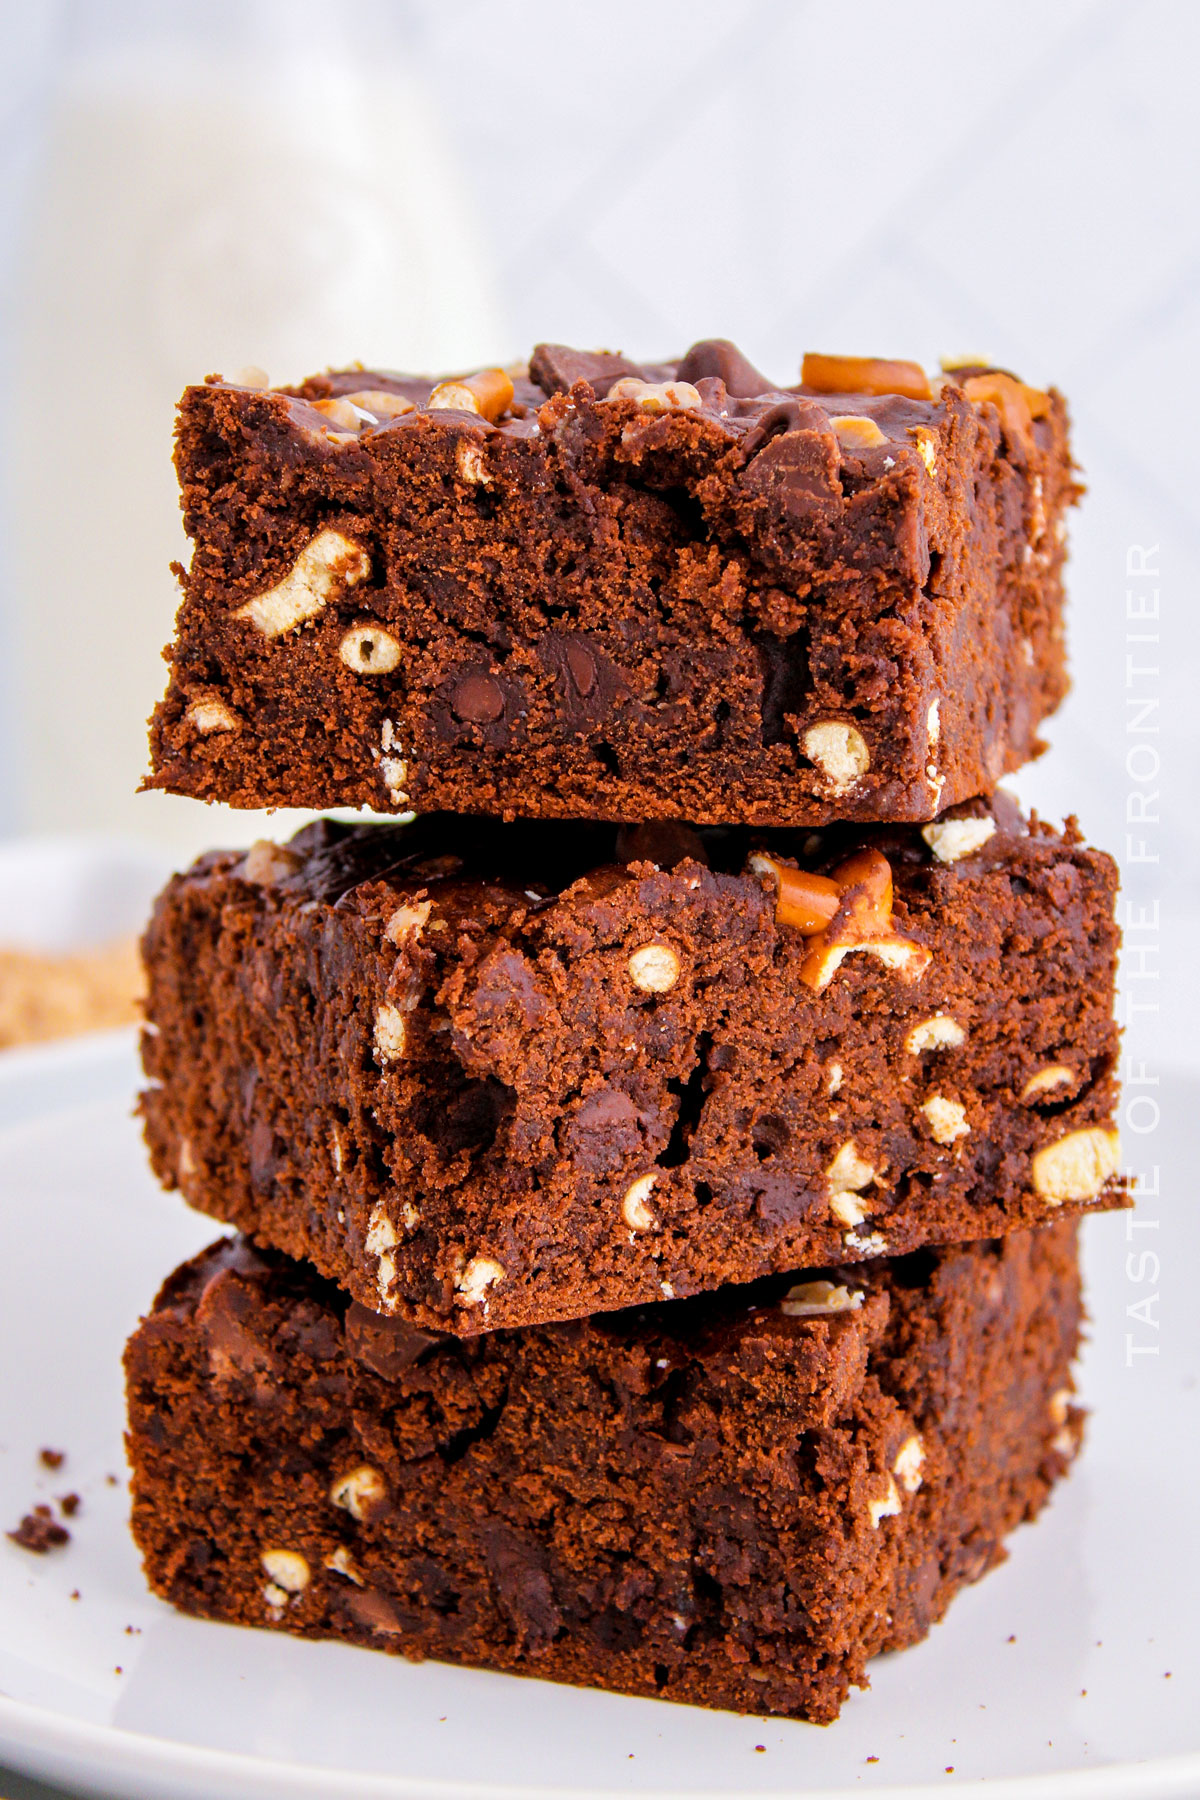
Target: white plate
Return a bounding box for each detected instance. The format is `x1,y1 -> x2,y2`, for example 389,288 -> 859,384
0,1037 -> 1196,1800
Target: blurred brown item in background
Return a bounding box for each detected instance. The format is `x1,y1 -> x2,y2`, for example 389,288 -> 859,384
0,939 -> 143,1048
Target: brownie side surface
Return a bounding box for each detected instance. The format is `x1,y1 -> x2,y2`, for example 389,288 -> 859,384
125,1225 -> 1084,1724
140,804 -> 1122,1334
146,343 -> 1074,826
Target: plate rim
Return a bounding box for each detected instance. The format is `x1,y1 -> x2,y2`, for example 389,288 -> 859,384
4,1689 -> 1200,1800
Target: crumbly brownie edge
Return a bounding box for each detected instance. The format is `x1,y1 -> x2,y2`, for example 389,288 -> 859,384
125,1224 -> 1085,1725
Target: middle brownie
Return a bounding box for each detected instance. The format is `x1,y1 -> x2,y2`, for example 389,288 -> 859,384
141,797 -> 1122,1333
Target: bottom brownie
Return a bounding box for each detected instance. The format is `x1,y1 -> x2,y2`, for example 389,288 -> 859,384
125,1224 -> 1084,1724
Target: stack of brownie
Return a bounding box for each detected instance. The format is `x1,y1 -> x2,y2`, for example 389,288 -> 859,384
125,341 -> 1124,1724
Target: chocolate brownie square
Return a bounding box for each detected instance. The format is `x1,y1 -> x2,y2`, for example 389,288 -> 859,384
125,1224 -> 1084,1724
140,797 -> 1122,1333
146,342 -> 1074,826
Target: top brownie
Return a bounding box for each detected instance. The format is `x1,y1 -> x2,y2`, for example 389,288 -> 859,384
147,341 -> 1075,826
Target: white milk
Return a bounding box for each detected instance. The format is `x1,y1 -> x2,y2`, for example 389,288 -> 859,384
5,7 -> 501,849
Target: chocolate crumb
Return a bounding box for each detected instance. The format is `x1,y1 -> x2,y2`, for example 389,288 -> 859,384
58,1493 -> 81,1517
39,1448 -> 65,1470
8,1505 -> 70,1552
105,1473 -> 119,1486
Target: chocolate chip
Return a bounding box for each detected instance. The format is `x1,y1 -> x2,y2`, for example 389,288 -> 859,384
451,673 -> 505,724
738,422 -> 842,508
740,398 -> 836,458
564,639 -> 597,697
529,344 -> 645,399
567,1087 -> 647,1175
675,338 -> 772,398
346,1302 -> 447,1379
346,1585 -> 407,1635
483,1527 -> 561,1652
196,1268 -> 279,1383
537,632 -> 621,728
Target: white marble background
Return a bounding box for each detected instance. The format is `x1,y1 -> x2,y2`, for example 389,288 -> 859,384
0,0 -> 1194,1061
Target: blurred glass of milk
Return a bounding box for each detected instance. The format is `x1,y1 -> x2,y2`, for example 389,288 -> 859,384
4,0 -> 501,849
